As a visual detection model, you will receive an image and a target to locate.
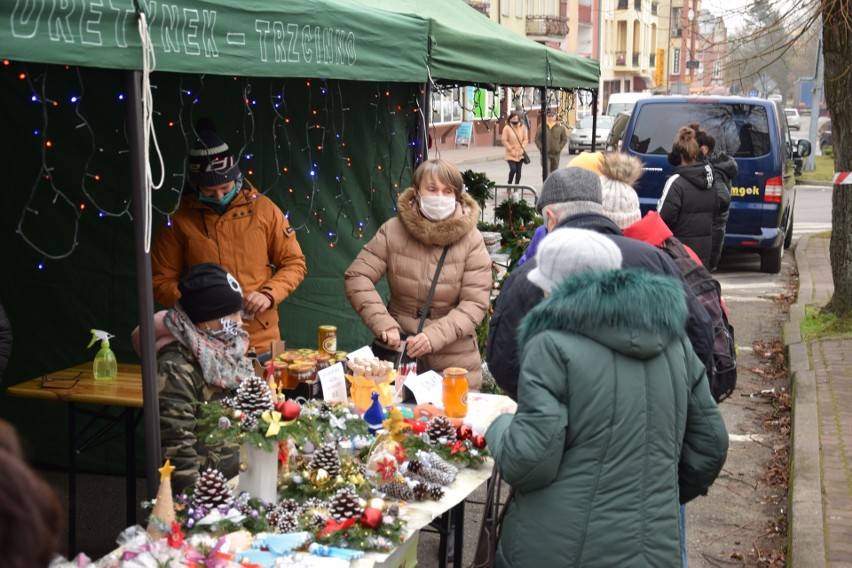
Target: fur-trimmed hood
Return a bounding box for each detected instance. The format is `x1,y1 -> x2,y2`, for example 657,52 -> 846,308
397,187 -> 481,246
600,151 -> 643,187
518,269 -> 687,360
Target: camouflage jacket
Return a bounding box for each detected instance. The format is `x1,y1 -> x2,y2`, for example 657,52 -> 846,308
157,343 -> 240,493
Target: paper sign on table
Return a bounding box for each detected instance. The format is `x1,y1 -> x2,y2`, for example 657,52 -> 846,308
318,362 -> 348,403
346,345 -> 374,361
401,370 -> 444,406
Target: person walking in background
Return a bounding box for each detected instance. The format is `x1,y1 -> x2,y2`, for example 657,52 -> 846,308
535,110 -> 569,175
689,123 -> 737,271
0,301 -> 11,385
151,118 -> 307,352
658,127 -> 717,268
134,263 -> 254,492
345,159 -> 492,389
502,112 -> 529,185
0,419 -> 62,568
486,228 -> 728,568
487,167 -> 714,400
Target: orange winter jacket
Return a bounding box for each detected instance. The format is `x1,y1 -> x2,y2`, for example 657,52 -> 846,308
151,180 -> 306,350
344,188 -> 492,389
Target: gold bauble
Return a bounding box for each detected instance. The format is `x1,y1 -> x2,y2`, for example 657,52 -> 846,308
366,497 -> 388,512
239,461 -> 249,472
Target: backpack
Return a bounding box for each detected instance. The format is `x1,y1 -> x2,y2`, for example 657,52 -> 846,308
662,238 -> 737,402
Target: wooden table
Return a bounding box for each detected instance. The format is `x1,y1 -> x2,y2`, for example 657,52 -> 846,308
7,363 -> 144,555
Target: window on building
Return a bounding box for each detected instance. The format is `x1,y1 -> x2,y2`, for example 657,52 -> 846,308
672,48 -> 681,75
671,7 -> 682,37
713,60 -> 722,78
431,88 -> 463,125
502,0 -> 510,16
516,0 -> 524,17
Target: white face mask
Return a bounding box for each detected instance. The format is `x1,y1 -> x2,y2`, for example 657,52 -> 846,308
419,195 -> 457,221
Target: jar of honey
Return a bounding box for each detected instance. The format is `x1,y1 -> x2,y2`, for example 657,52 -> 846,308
288,362 -> 317,385
442,367 -> 469,419
312,353 -> 332,373
280,352 -> 306,390
318,325 -> 337,356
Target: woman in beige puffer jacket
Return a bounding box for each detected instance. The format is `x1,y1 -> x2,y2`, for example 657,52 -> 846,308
344,160 -> 492,389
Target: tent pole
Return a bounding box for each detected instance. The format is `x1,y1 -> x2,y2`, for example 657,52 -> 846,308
421,82 -> 431,162
591,90 -> 599,152
540,87 -> 547,181
125,70 -> 161,499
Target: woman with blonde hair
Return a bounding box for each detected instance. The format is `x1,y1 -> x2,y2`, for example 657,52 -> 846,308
657,127 -> 717,268
345,159 -> 492,389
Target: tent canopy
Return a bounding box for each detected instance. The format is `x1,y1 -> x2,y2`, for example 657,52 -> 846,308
1,0 -> 429,82
353,0 -> 599,90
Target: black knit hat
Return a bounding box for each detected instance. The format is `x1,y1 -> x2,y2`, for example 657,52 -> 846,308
178,263 -> 244,323
187,119 -> 241,188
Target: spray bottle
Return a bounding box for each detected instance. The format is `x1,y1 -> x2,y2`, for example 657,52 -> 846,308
88,329 -> 117,381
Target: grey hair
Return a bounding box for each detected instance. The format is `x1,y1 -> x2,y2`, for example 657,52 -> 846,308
541,201 -> 576,223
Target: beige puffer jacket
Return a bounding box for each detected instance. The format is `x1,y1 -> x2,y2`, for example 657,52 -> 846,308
344,188 -> 492,389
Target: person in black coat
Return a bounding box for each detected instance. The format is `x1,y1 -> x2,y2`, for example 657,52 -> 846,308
658,127 -> 717,268
0,301 -> 12,384
486,167 -> 714,400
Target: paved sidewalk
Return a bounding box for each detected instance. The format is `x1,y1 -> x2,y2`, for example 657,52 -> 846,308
786,233 -> 852,567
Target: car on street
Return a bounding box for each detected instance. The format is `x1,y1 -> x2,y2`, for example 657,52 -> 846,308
819,119 -> 832,150
784,108 -> 801,130
569,115 -> 614,154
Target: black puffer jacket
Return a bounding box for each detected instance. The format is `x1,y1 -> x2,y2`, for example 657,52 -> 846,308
0,302 -> 11,384
658,162 -> 717,268
486,213 -> 714,399
709,154 -> 737,270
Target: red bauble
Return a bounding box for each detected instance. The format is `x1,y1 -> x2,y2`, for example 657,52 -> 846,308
360,507 -> 383,529
273,400 -> 287,412
457,424 -> 473,440
472,434 -> 487,449
281,400 -> 301,420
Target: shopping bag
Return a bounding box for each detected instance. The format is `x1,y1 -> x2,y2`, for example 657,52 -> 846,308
522,151 -> 531,164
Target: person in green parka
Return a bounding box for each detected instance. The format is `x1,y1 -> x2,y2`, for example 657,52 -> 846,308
485,228 -> 728,568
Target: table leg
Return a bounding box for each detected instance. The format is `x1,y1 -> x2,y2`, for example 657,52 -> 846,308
68,402 -> 77,557
125,409 -> 136,527
453,500 -> 465,568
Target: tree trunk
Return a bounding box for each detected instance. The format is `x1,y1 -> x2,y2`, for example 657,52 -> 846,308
821,1 -> 852,316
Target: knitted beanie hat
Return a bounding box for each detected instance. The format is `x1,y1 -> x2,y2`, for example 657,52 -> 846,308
600,177 -> 642,229
536,167 -> 603,215
567,151 -> 604,175
178,263 -> 244,323
527,228 -> 623,294
187,120 -> 241,187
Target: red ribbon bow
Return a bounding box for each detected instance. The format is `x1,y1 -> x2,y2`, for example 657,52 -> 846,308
318,517 -> 357,538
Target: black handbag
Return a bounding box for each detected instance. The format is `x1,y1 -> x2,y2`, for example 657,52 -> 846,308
371,245 -> 449,383
509,123 -> 530,164
470,465 -> 514,568
522,150 -> 531,164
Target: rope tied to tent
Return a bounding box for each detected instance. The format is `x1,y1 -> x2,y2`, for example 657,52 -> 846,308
137,10 -> 165,253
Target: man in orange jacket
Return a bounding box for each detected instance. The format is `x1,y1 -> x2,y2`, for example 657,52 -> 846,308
151,119 -> 306,352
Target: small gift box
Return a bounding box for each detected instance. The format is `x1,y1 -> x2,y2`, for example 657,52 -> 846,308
346,372 -> 396,410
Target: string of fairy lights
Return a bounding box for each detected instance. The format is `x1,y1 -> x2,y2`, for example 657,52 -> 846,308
4,60 -> 425,269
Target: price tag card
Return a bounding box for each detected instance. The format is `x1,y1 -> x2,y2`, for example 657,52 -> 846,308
318,362 -> 348,403
402,370 -> 444,406
346,345 -> 374,361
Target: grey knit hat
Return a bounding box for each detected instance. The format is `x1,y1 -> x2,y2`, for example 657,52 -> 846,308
527,228 -> 623,294
600,177 -> 642,229
187,121 -> 241,188
536,167 -> 603,215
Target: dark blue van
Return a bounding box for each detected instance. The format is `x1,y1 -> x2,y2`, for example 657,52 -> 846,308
613,96 -> 811,273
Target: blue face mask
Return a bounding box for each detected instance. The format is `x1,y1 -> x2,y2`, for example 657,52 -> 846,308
199,182 -> 239,206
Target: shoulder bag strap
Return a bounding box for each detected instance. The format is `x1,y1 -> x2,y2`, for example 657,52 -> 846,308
416,245 -> 450,334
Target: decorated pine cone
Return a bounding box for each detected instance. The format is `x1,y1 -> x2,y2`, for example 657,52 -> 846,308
429,484 -> 445,501
418,450 -> 459,478
302,497 -> 327,512
269,510 -> 299,533
381,477 -> 414,502
310,443 -> 342,478
412,481 -> 431,502
192,468 -> 233,510
308,511 -> 327,530
233,375 -> 274,417
406,461 -> 455,486
329,488 -> 364,522
426,416 -> 457,445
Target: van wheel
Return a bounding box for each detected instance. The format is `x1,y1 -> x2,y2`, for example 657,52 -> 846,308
784,213 -> 794,249
760,243 -> 783,274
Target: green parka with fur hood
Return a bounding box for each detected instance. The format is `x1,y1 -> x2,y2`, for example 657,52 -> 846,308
344,188 -> 492,388
486,269 -> 728,568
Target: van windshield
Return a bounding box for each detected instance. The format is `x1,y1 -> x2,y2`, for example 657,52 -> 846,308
628,103 -> 770,158
607,103 -> 635,115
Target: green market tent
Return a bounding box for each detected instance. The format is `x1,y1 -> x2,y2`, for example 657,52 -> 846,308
352,0 -> 600,89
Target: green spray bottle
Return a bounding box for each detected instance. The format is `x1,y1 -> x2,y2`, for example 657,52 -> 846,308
88,329 -> 117,381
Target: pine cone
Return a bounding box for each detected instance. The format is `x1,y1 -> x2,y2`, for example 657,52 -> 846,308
302,497 -> 327,512
310,443 -> 342,478
426,416 -> 457,445
412,481 -> 431,502
381,477 -> 414,502
328,488 -> 364,522
407,459 -> 425,476
429,484 -> 445,501
308,512 -> 327,530
273,511 -> 299,533
234,375 -> 274,417
193,468 -> 233,510
418,450 -> 459,479
407,463 -> 455,486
